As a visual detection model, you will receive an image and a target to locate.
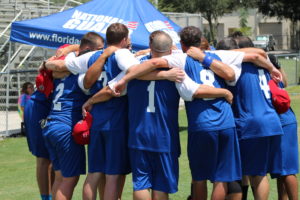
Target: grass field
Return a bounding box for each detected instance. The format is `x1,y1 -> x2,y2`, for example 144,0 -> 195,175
278,56 -> 300,86
0,86 -> 300,200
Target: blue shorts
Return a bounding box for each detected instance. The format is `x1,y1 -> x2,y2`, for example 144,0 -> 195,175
130,149 -> 179,194
188,128 -> 242,182
24,100 -> 50,159
88,129 -> 130,175
240,135 -> 282,176
42,120 -> 86,177
271,123 -> 299,178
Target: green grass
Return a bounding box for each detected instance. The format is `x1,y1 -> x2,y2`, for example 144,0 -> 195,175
278,57 -> 300,86
0,87 -> 300,200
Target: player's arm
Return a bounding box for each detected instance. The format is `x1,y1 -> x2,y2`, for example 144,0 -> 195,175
52,71 -> 71,79
137,68 -> 185,82
193,85 -> 233,104
242,53 -> 282,82
177,74 -> 233,103
56,44 -> 79,58
233,47 -> 267,58
83,46 -> 118,89
113,52 -> 171,95
186,47 -> 235,81
82,86 -> 114,117
134,48 -> 150,57
44,58 -> 68,72
279,68 -> 288,87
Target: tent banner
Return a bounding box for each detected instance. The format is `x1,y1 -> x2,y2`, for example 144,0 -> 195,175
10,0 -> 181,50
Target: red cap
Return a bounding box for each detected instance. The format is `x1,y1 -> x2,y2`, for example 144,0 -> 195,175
72,112 -> 93,145
268,80 -> 290,114
35,69 -> 53,98
35,44 -> 70,97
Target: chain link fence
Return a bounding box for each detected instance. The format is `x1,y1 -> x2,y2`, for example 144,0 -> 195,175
0,45 -> 55,137
0,69 -> 38,137
274,52 -> 300,86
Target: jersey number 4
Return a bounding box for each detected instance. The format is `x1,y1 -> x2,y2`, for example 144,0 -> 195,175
258,69 -> 271,99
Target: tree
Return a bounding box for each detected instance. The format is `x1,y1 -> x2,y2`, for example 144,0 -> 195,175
232,8 -> 252,36
257,0 -> 300,22
186,0 -> 239,43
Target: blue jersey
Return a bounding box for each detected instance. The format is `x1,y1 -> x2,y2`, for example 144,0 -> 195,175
127,55 -> 180,154
24,91 -> 51,132
227,62 -> 283,139
277,82 -> 297,126
184,53 -> 235,132
87,51 -> 128,131
48,74 -> 89,126
24,91 -> 51,157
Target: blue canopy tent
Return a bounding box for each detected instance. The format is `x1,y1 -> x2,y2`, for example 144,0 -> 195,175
10,0 -> 181,50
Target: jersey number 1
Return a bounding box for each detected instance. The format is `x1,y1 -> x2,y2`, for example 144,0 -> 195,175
147,81 -> 155,113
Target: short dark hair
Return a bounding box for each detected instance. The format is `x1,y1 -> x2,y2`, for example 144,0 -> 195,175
21,82 -> 33,94
80,32 -> 104,50
216,37 -> 239,50
179,26 -> 202,48
106,23 -> 129,45
200,37 -> 210,50
235,36 -> 254,48
230,31 -> 243,38
268,54 -> 281,69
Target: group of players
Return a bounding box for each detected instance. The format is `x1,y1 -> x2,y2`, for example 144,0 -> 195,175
24,22 -> 298,200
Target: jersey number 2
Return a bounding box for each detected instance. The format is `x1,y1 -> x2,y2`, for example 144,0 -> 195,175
53,83 -> 64,111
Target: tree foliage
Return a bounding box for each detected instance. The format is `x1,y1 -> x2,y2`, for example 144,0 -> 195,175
257,0 -> 300,22
186,0 -> 239,42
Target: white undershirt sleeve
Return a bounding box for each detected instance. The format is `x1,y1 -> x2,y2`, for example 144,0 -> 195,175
208,50 -> 244,86
176,73 -> 199,101
115,49 -> 140,71
108,71 -> 127,96
65,51 -> 97,75
162,52 -> 187,69
77,73 -> 90,95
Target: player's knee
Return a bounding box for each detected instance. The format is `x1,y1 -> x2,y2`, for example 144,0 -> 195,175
227,181 -> 242,194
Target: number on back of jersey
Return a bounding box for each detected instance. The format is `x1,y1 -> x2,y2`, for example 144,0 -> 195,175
53,83 -> 64,111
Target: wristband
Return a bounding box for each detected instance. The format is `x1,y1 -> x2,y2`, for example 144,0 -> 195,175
202,55 -> 214,69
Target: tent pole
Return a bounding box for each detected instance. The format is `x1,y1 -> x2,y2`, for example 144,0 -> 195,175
5,42 -> 12,137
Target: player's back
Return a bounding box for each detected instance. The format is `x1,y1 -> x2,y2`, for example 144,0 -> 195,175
87,51 -> 128,131
48,74 -> 89,126
24,91 -> 51,153
227,62 -> 283,139
127,55 -> 180,154
184,53 -> 235,132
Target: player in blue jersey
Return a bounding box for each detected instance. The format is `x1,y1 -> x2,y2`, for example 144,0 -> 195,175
24,44 -> 73,200
114,26 -> 282,200
113,28 -> 242,200
267,54 -> 298,200
42,32 -> 104,200
84,30 -> 235,200
24,85 -> 52,200
214,36 -> 284,200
